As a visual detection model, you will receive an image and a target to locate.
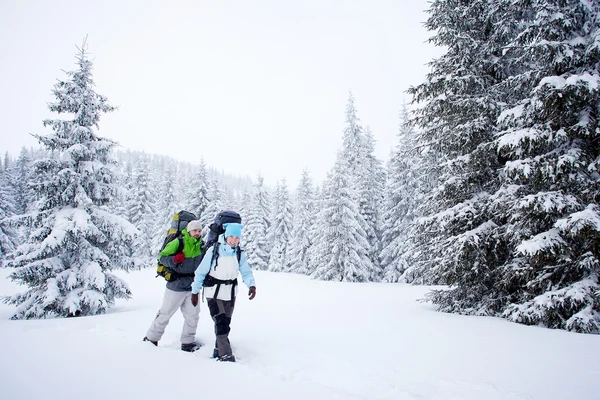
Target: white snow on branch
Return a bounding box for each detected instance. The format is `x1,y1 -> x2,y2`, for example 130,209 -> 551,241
555,204 -> 600,235
538,72 -> 600,91
516,228 -> 566,256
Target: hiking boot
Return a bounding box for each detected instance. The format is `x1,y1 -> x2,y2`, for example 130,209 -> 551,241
212,348 -> 219,359
181,342 -> 201,352
217,354 -> 236,362
143,337 -> 158,346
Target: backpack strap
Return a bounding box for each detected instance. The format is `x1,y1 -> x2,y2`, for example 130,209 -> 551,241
176,236 -> 185,255
211,244 -> 242,269
211,243 -> 220,269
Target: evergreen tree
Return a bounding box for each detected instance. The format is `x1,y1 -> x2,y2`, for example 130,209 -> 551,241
358,127 -> 385,280
307,178 -> 330,276
288,170 -> 314,275
127,158 -> 156,263
340,93 -> 364,179
0,167 -> 18,260
3,42 -> 137,318
413,0 -> 600,333
185,160 -> 210,220
151,165 -> 180,253
267,179 -> 293,272
238,188 -> 252,220
339,94 -> 382,272
13,147 -> 32,215
491,0 -> 600,332
407,0 -> 514,305
312,155 -> 373,282
199,177 -> 223,229
380,105 -> 421,283
245,175 -> 270,270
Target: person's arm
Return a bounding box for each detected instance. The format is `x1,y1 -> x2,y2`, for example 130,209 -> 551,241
238,250 -> 255,288
157,239 -> 180,269
191,246 -> 213,294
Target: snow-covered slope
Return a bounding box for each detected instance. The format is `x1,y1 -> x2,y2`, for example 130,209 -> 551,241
1,268 -> 598,400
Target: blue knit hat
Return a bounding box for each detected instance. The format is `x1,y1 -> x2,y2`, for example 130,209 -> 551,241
223,222 -> 243,239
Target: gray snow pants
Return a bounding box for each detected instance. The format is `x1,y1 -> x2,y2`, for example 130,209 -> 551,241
145,288 -> 200,344
207,298 -> 235,357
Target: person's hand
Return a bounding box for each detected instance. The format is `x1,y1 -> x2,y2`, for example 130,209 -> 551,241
248,286 -> 256,300
191,293 -> 199,307
174,253 -> 185,264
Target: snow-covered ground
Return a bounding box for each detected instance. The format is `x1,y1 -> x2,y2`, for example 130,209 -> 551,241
1,268 -> 598,400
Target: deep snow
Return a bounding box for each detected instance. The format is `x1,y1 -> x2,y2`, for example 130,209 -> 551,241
1,268 -> 599,400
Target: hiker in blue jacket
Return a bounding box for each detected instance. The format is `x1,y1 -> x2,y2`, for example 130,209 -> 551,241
191,222 -> 256,362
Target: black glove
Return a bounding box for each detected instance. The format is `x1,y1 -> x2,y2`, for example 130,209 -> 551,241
248,286 -> 256,300
191,293 -> 199,307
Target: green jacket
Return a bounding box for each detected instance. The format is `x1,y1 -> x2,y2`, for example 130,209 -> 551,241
159,228 -> 203,292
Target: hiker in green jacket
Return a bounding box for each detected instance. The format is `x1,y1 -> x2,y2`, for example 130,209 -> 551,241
144,220 -> 204,352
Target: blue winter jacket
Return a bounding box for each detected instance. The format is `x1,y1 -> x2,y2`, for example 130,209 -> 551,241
191,236 -> 255,295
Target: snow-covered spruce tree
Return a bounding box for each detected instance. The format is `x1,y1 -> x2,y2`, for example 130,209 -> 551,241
312,155 -> 374,282
488,0 -> 600,333
407,0 -> 518,309
0,167 -> 18,260
380,105 -> 422,283
307,177 -> 331,275
238,188 -> 251,220
151,165 -> 181,253
288,170 -> 314,275
358,127 -> 385,280
199,177 -> 223,229
13,147 -> 33,215
338,94 -> 380,273
127,157 -> 156,263
267,179 -> 293,273
3,42 -> 137,319
185,160 -> 210,221
108,156 -> 133,224
245,175 -> 270,270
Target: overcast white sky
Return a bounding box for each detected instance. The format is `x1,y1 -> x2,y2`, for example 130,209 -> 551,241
0,0 -> 442,187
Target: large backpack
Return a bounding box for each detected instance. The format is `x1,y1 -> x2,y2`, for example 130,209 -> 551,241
202,210 -> 242,251
156,210 -> 197,281
201,210 -> 243,265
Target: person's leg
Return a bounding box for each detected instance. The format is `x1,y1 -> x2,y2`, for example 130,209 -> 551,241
180,291 -> 201,345
145,289 -> 187,343
207,298 -> 235,358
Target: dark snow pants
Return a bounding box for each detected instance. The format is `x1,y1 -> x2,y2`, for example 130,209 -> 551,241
207,298 -> 235,357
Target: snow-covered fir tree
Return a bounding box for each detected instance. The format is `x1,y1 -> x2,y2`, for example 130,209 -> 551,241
357,126 -> 385,280
184,160 -> 210,221
338,94 -> 383,274
490,0 -> 600,333
13,147 -> 33,215
199,177 -> 223,229
238,188 -> 252,220
0,166 -> 18,260
109,157 -> 133,222
413,0 -> 600,333
245,175 -> 271,270
151,165 -> 181,253
307,178 -> 331,276
407,0 -> 514,303
288,170 -> 314,275
380,105 -> 421,283
127,157 -> 156,263
267,179 -> 293,272
3,42 -> 137,318
312,155 -> 373,282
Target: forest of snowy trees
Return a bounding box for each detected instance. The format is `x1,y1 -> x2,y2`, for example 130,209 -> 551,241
1,0 -> 598,333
